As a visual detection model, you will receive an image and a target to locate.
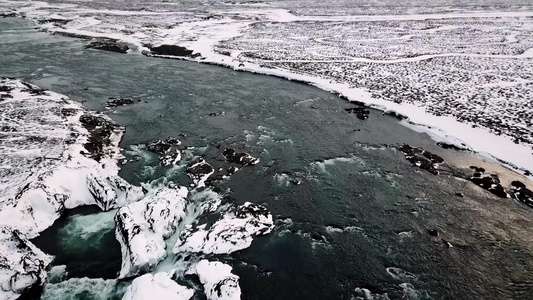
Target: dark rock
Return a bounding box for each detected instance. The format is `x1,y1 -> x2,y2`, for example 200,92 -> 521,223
0,12 -> 18,18
105,97 -> 136,109
469,173 -> 508,198
20,82 -> 46,96
208,111 -> 225,117
437,142 -> 469,151
510,181 -> 533,207
0,85 -> 14,92
86,39 -> 129,54
428,229 -> 439,237
469,166 -> 486,173
345,107 -> 370,120
79,114 -> 122,162
398,144 -> 443,175
148,44 -> 195,57
455,192 -> 464,197
222,148 -> 260,166
186,159 -> 214,186
52,31 -> 93,40
60,108 -> 78,117
383,111 -> 407,120
146,138 -> 181,166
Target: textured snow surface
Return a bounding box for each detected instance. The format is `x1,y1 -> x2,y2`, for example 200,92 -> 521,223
0,78 -> 143,238
187,260 -> 241,300
1,0 -> 530,175
115,185 -> 189,278
122,270 -> 194,300
0,78 -> 143,299
174,202 -> 274,254
0,227 -> 53,300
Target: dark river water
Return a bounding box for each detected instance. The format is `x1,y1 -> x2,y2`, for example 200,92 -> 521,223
2,17 -> 533,300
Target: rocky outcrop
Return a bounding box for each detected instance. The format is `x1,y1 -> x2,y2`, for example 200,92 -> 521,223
115,185 -> 188,279
222,148 -> 260,166
187,260 -> 240,300
122,270 -> 194,300
146,138 -> 182,166
85,39 -> 129,54
469,167 -> 508,198
186,159 -> 214,187
105,97 -> 137,109
173,202 -> 274,254
0,79 -> 143,298
510,181 -> 533,207
0,78 -> 143,235
0,227 -> 53,300
398,144 -> 444,175
147,45 -> 200,58
345,107 -> 370,120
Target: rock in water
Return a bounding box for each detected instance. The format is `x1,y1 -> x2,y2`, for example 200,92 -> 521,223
146,138 -> 182,166
0,79 -> 143,299
398,144 -> 444,175
0,227 -> 53,300
173,202 -> 274,254
345,107 -> 370,120
510,181 -> 533,207
0,78 -> 143,237
186,159 -> 214,187
147,44 -> 195,57
222,148 -> 260,166
115,185 -> 189,278
122,270 -> 194,300
105,97 -> 136,109
469,170 -> 509,198
187,260 -> 240,300
85,39 -> 129,54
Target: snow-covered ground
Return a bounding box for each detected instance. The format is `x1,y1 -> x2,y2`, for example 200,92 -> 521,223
0,78 -> 144,299
0,0 -> 531,177
0,77 -> 274,299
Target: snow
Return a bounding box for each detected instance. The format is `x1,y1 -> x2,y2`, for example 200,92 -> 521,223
0,78 -> 142,299
2,1 -> 532,177
122,270 -> 195,300
115,185 -> 189,278
0,227 -> 53,300
187,260 -> 240,300
0,79 -> 144,238
173,202 -> 274,254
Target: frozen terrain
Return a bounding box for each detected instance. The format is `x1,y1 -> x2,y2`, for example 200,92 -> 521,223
0,78 -> 143,298
0,0 -> 532,175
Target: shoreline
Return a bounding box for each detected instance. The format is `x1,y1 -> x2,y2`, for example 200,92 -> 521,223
8,8 -> 529,180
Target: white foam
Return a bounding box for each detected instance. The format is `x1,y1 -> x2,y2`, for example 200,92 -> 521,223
41,277 -> 124,300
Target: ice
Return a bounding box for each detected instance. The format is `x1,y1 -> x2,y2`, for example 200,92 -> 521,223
122,270 -> 194,300
173,202 -> 274,254
115,185 -> 188,278
187,260 -> 240,300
